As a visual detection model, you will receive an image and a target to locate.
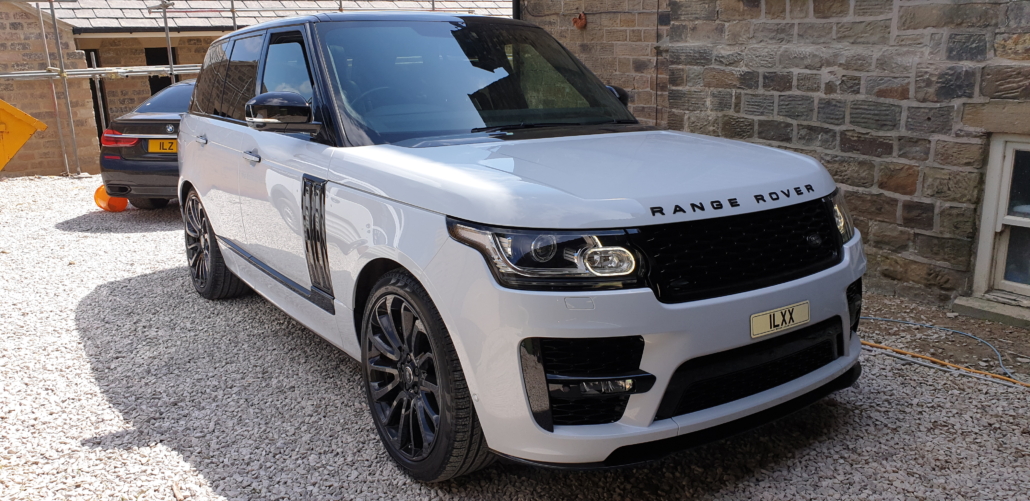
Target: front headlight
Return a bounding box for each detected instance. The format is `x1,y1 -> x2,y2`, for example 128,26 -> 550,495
446,217 -> 645,290
830,189 -> 855,243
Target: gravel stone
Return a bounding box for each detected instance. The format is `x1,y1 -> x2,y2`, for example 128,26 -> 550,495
1,175 -> 1029,500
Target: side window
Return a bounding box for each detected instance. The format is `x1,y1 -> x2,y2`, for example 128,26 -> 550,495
221,34 -> 264,121
261,33 -> 314,103
190,41 -> 230,115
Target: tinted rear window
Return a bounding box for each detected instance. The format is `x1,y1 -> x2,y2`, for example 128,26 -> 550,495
135,83 -> 195,113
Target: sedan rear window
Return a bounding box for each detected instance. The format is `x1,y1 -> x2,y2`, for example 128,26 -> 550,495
135,83 -> 195,113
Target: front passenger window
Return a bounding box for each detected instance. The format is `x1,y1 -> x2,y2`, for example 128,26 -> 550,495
221,34 -> 263,121
262,35 -> 314,103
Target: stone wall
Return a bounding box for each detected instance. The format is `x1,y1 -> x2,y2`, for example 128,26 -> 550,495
521,0 -> 1030,302
0,3 -> 99,177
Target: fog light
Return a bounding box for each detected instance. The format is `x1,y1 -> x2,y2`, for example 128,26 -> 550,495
583,246 -> 636,276
580,379 -> 634,395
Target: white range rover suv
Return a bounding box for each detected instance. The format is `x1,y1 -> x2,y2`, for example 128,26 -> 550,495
178,12 -> 866,481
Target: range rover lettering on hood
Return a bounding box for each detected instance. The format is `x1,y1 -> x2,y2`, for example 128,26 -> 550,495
650,184 -> 816,217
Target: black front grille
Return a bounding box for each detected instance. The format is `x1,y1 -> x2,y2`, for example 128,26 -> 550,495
655,317 -> 843,420
630,198 -> 842,303
539,336 -> 645,426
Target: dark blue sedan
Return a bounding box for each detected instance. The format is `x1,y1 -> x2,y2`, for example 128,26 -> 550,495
100,80 -> 194,210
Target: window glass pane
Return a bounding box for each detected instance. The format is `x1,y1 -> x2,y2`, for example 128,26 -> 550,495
1007,150 -> 1030,218
135,82 -> 194,113
261,39 -> 313,102
221,34 -> 264,121
1004,225 -> 1030,285
190,41 -> 229,115
512,44 -> 588,110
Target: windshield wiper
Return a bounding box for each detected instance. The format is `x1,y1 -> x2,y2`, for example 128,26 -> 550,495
471,122 -> 585,133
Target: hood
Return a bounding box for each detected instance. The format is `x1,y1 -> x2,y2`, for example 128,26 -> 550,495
328,130 -> 837,229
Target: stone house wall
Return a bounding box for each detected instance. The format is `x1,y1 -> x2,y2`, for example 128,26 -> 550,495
520,0 -> 1030,302
0,3 -> 99,177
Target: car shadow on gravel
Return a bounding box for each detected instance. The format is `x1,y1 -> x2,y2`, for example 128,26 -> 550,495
56,203 -> 181,234
75,268 -> 858,500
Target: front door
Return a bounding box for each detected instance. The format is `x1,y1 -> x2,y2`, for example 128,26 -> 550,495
238,28 -> 331,293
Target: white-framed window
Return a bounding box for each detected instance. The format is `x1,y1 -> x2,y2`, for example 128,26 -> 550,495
973,134 -> 1030,299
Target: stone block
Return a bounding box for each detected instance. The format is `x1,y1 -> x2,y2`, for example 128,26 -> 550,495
934,140 -> 985,168
875,48 -> 921,74
671,0 -> 718,21
766,0 -> 787,20
669,66 -> 687,87
796,73 -> 821,92
762,71 -> 793,91
906,106 -> 954,135
849,100 -> 902,131
914,234 -> 972,269
844,191 -> 897,223
713,47 -> 744,66
757,119 -> 794,142
878,163 -> 920,196
814,0 -> 848,18
686,67 -> 705,86
923,168 -> 981,203
753,22 -> 795,43
915,64 -> 976,102
817,98 -> 846,125
869,221 -> 913,253
1007,1 -> 1030,27
668,45 -> 714,66
961,101 -> 1030,134
995,33 -> 1030,61
711,90 -> 735,111
841,130 -> 894,157
725,21 -> 753,44
898,4 -> 1003,30
836,20 -> 891,45
777,94 -> 815,121
939,206 -> 977,238
687,112 -> 721,135
741,93 -> 775,116
720,115 -> 755,138
790,0 -> 809,19
854,0 -> 891,17
718,0 -> 761,21
797,124 -> 838,149
744,47 -> 779,68
669,89 -> 708,111
946,33 -> 988,62
836,49 -> 874,71
981,65 -> 1030,100
840,75 -> 862,94
797,23 -> 833,43
865,76 -> 910,100
902,136 -> 935,161
901,201 -> 935,231
821,154 -> 875,188
778,47 -> 827,70
703,67 -> 759,89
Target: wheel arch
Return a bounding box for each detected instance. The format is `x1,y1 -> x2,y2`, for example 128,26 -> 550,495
352,257 -> 404,343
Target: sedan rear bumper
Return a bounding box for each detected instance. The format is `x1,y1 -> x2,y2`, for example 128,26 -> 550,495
100,157 -> 178,197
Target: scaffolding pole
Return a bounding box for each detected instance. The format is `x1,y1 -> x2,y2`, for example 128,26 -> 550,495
36,3 -> 69,177
88,52 -> 106,133
47,0 -> 81,175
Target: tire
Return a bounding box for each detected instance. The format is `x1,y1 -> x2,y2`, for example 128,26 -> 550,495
360,270 -> 494,482
183,189 -> 249,300
128,197 -> 170,210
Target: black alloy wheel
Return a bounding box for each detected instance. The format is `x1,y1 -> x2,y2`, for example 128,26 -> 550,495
182,189 -> 248,300
366,293 -> 441,461
361,271 -> 494,481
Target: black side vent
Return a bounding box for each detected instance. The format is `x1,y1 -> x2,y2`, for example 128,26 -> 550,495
847,278 -> 862,334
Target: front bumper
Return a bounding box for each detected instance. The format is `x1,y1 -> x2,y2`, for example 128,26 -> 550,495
422,233 -> 866,464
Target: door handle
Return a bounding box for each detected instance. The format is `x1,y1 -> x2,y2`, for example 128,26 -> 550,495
242,151 -> 260,163
196,135 -> 207,145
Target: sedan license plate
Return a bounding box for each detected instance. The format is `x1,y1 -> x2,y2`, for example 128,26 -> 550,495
148,139 -> 177,153
750,301 -> 810,339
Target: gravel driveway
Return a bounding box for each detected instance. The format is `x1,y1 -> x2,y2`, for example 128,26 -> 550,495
1,175 -> 1028,501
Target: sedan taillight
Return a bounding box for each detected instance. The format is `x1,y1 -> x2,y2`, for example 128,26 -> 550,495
101,129 -> 138,147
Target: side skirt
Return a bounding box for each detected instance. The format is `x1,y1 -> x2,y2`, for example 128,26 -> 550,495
218,235 -> 335,314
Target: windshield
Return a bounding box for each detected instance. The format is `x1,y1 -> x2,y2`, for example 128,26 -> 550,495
135,82 -> 195,113
315,19 -> 636,145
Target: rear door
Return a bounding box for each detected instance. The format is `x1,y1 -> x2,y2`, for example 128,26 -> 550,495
237,27 -> 333,294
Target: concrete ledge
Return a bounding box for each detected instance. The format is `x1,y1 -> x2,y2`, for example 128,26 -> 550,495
952,296 -> 1030,329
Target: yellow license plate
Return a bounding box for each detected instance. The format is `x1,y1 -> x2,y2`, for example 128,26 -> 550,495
148,139 -> 177,153
750,301 -> 810,339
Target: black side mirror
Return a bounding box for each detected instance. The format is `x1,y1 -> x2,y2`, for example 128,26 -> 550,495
245,92 -> 321,134
607,85 -> 629,107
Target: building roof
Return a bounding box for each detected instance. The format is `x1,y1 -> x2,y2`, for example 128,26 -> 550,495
43,0 -> 511,33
